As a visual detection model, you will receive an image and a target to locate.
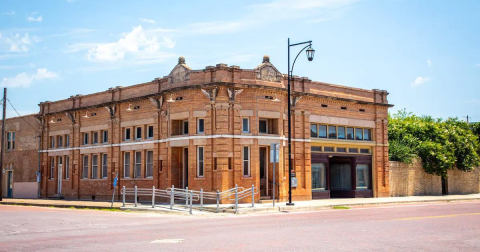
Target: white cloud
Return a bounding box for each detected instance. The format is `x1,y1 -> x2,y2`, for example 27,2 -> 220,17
27,15 -> 43,22
1,11 -> 15,16
86,25 -> 175,62
139,18 -> 155,24
1,68 -> 58,88
411,76 -> 432,87
427,59 -> 432,67
0,32 -> 39,52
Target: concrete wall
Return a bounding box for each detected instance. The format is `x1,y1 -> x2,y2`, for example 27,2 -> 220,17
389,160 -> 480,196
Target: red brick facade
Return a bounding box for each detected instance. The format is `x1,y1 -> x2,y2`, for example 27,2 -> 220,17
38,56 -> 392,202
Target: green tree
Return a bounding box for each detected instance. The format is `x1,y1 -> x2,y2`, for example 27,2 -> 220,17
388,110 -> 480,178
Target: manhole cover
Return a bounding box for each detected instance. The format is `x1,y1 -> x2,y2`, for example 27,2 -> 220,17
150,239 -> 184,244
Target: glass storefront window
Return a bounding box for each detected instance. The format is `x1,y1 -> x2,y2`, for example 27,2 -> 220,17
347,127 -> 354,140
356,164 -> 369,189
364,129 -> 371,141
328,126 -> 337,139
337,127 -> 345,139
355,128 -> 363,140
319,125 -> 327,138
310,124 -> 318,138
311,163 -> 326,190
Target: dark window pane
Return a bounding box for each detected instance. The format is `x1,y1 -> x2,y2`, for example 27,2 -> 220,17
324,147 -> 334,152
311,163 -> 326,189
125,129 -> 130,140
136,127 -> 142,139
360,148 -> 370,154
347,127 -> 354,140
355,128 -> 363,140
198,119 -> 204,133
198,147 -> 203,160
148,126 -> 154,138
242,118 -> 249,132
337,127 -> 345,139
337,147 -> 346,152
183,121 -> 189,134
311,146 -> 322,152
259,120 -> 267,133
319,125 -> 327,138
310,124 -> 318,137
364,129 -> 371,141
243,147 -> 248,160
328,126 -> 337,139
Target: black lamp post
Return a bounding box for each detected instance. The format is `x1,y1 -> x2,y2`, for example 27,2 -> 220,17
286,38 -> 315,206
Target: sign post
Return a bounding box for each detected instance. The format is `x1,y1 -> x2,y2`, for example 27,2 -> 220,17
111,173 -> 118,208
270,143 -> 280,207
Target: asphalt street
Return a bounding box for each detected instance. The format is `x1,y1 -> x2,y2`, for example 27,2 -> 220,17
0,201 -> 479,251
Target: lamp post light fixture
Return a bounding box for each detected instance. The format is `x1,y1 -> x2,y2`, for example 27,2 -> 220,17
286,38 -> 315,206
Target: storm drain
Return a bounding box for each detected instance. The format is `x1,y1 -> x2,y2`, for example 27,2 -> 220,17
150,239 -> 184,244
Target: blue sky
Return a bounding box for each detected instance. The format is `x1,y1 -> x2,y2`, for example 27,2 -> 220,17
0,0 -> 479,121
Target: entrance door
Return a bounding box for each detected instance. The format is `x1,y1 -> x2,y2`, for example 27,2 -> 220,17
57,157 -> 63,195
7,171 -> 13,198
259,147 -> 268,197
182,148 -> 188,189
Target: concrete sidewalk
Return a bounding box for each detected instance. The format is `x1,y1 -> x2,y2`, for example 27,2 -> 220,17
2,194 -> 479,215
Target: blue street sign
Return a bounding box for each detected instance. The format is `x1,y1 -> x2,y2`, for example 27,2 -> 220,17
113,177 -> 118,187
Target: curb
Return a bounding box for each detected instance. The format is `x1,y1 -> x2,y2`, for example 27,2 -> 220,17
0,201 -> 121,210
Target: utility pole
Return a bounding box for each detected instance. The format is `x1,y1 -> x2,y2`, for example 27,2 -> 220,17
0,88 -> 7,201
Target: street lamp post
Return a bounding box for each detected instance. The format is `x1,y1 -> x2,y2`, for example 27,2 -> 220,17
286,38 -> 315,206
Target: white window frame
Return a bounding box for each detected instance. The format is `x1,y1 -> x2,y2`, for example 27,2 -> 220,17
197,146 -> 204,177
91,154 -> 98,179
259,119 -> 268,134
146,151 -> 153,178
92,132 -> 99,144
82,155 -> 88,179
124,152 -> 131,178
182,120 -> 189,135
102,153 -> 108,179
7,131 -> 15,150
197,118 -> 205,134
134,151 -> 142,178
50,157 -> 55,179
135,126 -> 142,140
147,125 -> 154,139
65,156 -> 69,180
242,146 -> 250,177
83,133 -> 89,145
124,128 -> 131,141
242,118 -> 250,133
102,130 -> 108,143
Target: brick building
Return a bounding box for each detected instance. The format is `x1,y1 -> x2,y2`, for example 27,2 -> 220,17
38,55 -> 392,202
1,115 -> 40,199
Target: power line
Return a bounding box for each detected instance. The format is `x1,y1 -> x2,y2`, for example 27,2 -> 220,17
6,98 -> 39,134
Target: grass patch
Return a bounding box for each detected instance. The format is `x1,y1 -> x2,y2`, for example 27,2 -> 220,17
332,206 -> 350,210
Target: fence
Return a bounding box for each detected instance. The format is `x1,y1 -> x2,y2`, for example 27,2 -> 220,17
121,184 -> 259,214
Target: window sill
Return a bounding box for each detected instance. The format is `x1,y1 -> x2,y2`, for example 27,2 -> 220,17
121,178 -> 153,181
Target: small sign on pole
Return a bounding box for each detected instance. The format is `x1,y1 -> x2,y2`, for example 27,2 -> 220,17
270,143 -> 279,207
111,173 -> 118,208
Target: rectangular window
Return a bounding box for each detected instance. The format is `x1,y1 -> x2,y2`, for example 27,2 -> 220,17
197,147 -> 204,177
65,156 -> 69,179
91,154 -> 98,179
360,148 -> 370,154
50,157 -> 55,179
182,120 -> 189,135
66,134 -> 70,147
337,147 -> 347,153
242,118 -> 250,133
364,129 -> 372,141
124,152 -> 131,178
337,127 -> 346,139
228,157 -> 233,170
102,154 -> 108,179
83,133 -> 89,145
102,130 -> 108,143
311,146 -> 322,152
147,125 -> 154,139
319,125 -> 327,138
349,148 -> 358,153
82,155 -> 88,179
213,157 -> 217,170
243,146 -> 250,176
146,151 -> 153,178
324,146 -> 334,152
356,164 -> 370,189
135,126 -> 142,140
355,128 -> 363,140
124,128 -> 131,141
328,126 -> 337,139
134,151 -> 142,178
311,163 -> 326,190
310,124 -> 318,138
197,119 -> 205,134
347,127 -> 354,140
259,119 -> 268,134
50,136 -> 55,149
7,132 -> 15,150
93,132 -> 98,144
58,136 -> 63,148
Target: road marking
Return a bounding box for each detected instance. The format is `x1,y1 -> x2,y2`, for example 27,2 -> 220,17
150,239 -> 184,244
392,212 -> 480,221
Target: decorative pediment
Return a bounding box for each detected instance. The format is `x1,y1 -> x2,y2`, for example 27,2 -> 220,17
255,55 -> 282,82
168,56 -> 191,84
